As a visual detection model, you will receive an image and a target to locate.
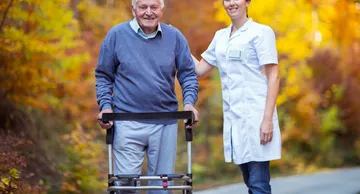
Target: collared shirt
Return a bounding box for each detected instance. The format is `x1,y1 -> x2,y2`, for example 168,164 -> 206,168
201,18 -> 281,165
129,18 -> 162,39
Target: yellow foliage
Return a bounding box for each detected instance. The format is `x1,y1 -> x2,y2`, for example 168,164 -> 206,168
77,0 -> 131,37
316,0 -> 360,49
0,0 -> 86,109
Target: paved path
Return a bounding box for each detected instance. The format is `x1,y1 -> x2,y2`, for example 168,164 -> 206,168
194,167 -> 360,194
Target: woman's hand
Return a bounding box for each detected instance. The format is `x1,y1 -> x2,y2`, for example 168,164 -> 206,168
260,118 -> 273,145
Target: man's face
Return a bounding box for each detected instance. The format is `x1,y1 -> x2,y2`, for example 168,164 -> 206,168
132,0 -> 163,34
223,0 -> 249,20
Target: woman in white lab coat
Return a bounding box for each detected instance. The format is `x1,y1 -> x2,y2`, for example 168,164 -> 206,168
192,0 -> 281,193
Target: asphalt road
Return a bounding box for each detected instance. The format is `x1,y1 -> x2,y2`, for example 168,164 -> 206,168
194,167 -> 360,194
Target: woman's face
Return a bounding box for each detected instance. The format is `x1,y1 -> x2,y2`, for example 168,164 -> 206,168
223,0 -> 250,20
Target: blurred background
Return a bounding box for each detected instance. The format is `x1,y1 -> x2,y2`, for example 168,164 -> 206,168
0,0 -> 360,193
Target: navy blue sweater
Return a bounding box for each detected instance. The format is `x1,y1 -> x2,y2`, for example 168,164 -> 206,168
95,22 -> 198,116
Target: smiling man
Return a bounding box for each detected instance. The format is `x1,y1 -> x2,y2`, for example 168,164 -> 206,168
95,0 -> 199,193
132,0 -> 163,35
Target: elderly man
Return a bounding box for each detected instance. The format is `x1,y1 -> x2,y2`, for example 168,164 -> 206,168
95,0 -> 199,193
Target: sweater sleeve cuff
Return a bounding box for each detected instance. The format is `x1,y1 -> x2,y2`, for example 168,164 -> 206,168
183,98 -> 195,106
101,103 -> 112,111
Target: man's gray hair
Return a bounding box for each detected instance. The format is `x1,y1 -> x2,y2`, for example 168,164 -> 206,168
132,0 -> 165,8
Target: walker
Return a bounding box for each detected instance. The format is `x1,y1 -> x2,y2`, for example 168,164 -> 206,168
101,111 -> 195,194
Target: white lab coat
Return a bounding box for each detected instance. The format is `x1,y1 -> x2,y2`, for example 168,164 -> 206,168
201,19 -> 281,164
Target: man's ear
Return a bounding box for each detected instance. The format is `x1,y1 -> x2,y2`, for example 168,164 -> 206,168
132,7 -> 136,17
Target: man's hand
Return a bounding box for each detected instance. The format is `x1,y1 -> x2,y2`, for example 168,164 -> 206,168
97,109 -> 114,129
260,119 -> 273,145
184,104 -> 199,128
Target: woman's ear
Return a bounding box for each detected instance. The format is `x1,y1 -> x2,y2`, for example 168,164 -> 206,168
246,0 -> 251,7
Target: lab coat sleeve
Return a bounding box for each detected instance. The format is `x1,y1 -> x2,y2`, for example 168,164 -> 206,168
253,26 -> 278,66
201,32 -> 218,67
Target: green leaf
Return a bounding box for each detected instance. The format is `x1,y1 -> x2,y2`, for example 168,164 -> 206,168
321,106 -> 343,133
10,168 -> 20,179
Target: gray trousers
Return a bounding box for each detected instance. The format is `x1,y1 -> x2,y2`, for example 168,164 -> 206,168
113,121 -> 178,194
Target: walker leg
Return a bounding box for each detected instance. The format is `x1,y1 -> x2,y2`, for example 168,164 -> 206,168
108,144 -> 116,194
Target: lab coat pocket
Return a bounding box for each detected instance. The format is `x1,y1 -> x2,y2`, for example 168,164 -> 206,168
228,44 -> 247,62
228,48 -> 242,61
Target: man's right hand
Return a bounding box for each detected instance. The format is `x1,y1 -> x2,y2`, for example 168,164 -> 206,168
97,109 -> 114,129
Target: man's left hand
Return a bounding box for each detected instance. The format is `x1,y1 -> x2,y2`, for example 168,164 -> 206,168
184,104 -> 199,128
